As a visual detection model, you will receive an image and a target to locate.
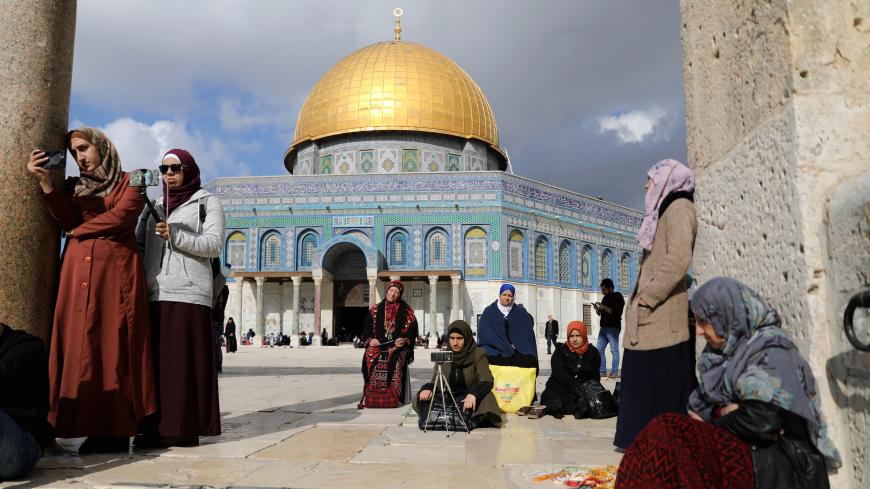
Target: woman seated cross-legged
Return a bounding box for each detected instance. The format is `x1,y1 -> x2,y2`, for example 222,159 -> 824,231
412,320 -> 502,429
616,277 -> 840,489
540,321 -> 601,419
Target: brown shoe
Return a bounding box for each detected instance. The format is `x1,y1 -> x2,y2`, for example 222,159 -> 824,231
515,406 -> 533,416
607,373 -> 620,379
527,406 -> 547,419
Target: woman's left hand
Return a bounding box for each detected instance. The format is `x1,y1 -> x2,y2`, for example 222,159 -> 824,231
395,338 -> 406,347
155,221 -> 171,240
688,410 -> 703,422
719,403 -> 740,416
463,394 -> 477,411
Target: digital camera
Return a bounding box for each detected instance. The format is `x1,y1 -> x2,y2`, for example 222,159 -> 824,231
431,351 -> 453,363
128,168 -> 160,187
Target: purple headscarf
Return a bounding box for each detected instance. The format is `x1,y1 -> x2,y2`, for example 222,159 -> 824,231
162,149 -> 202,216
636,159 -> 695,251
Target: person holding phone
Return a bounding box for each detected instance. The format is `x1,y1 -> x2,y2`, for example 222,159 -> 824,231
26,127 -> 157,454
136,149 -> 224,447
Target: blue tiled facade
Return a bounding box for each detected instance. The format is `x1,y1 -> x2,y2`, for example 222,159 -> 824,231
207,171 -> 643,293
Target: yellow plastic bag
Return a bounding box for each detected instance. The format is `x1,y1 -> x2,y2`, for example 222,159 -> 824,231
489,365 -> 536,413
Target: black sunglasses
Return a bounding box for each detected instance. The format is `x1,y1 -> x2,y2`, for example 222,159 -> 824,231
159,164 -> 184,174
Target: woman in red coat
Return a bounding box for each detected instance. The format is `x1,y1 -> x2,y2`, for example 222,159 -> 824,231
27,127 -> 157,453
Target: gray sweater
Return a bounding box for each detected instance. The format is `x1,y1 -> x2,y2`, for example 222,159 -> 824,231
136,189 -> 225,306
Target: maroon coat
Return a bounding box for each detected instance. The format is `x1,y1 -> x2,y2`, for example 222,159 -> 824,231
43,173 -> 157,437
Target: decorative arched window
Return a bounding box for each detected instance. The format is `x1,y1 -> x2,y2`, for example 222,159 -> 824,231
464,227 -> 487,276
388,230 -> 408,267
619,253 -> 631,290
600,249 -> 613,281
580,246 -> 593,288
427,230 -> 448,268
226,231 -> 246,270
261,232 -> 281,270
534,236 -> 549,280
298,232 -> 318,268
508,230 -> 524,278
558,240 -> 571,283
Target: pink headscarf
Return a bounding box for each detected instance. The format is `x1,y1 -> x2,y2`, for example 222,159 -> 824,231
636,159 -> 695,251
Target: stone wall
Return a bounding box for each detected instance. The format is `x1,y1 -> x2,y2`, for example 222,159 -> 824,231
681,1 -> 870,486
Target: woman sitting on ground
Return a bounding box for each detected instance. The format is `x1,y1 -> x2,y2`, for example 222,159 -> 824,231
616,277 -> 840,489
413,320 -> 502,429
540,321 -> 600,419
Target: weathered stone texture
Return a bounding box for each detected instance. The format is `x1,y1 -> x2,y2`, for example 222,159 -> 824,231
0,1 -> 77,339
682,1 -> 869,486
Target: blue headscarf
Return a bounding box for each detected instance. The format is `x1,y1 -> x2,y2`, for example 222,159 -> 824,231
688,277 -> 841,468
499,283 -> 516,296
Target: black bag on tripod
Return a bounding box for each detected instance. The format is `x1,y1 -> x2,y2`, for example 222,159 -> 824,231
576,380 -> 618,419
417,399 -> 471,431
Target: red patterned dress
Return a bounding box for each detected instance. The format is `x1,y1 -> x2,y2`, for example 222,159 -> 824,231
359,299 -> 418,408
616,413 -> 755,489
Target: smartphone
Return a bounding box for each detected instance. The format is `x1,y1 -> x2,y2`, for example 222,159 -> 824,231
41,150 -> 66,171
128,168 -> 160,187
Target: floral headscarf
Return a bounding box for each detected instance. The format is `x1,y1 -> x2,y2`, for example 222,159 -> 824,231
65,127 -> 123,198
688,277 -> 841,468
636,159 -> 695,251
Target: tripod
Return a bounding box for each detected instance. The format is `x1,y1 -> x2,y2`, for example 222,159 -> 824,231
422,361 -> 469,436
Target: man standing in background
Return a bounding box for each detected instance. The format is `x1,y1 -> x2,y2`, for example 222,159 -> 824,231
544,314 -> 559,354
593,278 -> 624,378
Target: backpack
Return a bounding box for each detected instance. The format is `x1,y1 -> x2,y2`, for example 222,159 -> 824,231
199,199 -> 226,305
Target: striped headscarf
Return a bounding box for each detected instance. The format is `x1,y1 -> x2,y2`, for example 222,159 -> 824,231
65,127 -> 123,198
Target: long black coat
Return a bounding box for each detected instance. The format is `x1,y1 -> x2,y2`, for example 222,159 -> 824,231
541,343 -> 600,415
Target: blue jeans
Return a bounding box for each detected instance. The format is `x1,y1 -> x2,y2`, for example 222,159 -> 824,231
597,326 -> 620,375
0,410 -> 43,481
546,337 -> 555,353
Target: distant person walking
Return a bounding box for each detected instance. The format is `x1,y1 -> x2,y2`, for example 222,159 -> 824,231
136,149 -> 225,447
614,159 -> 697,450
544,314 -> 559,354
224,318 -> 238,353
27,128 -> 156,454
593,278 -> 624,378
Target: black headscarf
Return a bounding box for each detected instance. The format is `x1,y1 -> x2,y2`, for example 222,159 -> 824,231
447,320 -> 476,368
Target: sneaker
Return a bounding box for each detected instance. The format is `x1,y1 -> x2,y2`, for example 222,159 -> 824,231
608,372 -> 620,379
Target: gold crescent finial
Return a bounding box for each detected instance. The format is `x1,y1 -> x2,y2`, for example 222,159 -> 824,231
393,7 -> 403,41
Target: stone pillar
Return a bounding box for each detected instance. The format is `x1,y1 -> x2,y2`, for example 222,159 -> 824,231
291,276 -> 302,346
366,277 -> 377,309
0,0 -> 77,340
450,275 -> 463,322
428,275 -> 439,338
280,280 -> 292,336
231,279 -> 243,326
681,2 -> 869,485
312,277 -> 322,346
254,277 -> 265,342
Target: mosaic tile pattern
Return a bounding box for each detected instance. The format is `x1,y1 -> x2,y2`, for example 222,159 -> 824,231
209,173 -> 641,227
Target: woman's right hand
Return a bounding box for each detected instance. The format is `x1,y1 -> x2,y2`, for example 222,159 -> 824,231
419,389 -> 433,401
368,338 -> 380,348
27,149 -> 54,193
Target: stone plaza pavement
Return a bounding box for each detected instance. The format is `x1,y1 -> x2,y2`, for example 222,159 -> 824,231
3,344 -> 623,489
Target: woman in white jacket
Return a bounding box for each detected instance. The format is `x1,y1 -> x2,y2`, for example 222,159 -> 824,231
136,149 -> 224,447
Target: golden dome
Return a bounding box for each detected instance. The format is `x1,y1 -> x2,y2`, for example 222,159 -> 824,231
287,40 -> 503,160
